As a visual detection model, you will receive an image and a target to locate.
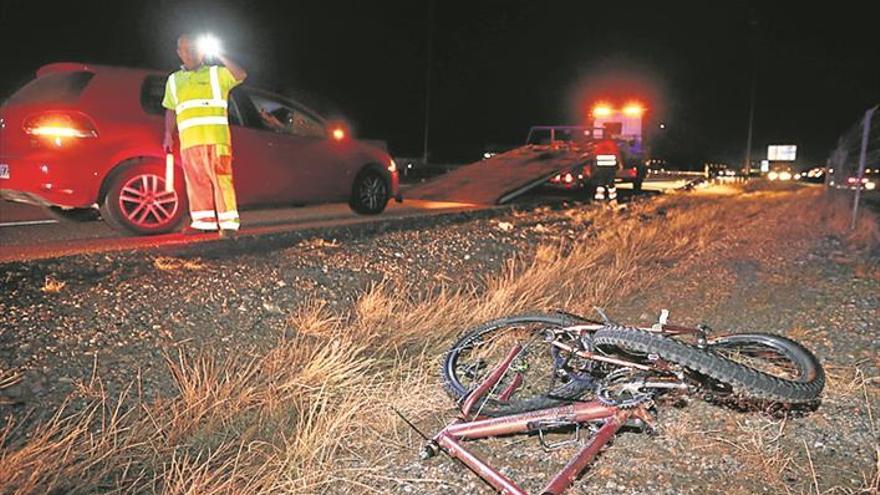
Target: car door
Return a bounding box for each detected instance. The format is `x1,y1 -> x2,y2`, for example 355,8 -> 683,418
246,90 -> 349,204
226,89 -> 293,205
282,103 -> 350,202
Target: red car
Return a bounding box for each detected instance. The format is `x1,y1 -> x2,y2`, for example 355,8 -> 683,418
0,62 -> 400,235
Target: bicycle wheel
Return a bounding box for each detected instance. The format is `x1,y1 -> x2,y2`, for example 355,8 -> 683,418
706,333 -> 825,399
593,326 -> 824,403
441,312 -> 596,417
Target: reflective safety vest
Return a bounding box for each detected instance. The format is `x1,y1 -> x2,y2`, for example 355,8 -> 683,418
162,65 -> 241,151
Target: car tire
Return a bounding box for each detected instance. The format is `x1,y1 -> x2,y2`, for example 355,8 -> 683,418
99,160 -> 188,235
349,168 -> 389,215
45,206 -> 100,223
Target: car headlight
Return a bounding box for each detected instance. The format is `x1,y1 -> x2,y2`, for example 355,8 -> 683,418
866,181 -> 876,190
768,171 -> 779,180
779,171 -> 792,181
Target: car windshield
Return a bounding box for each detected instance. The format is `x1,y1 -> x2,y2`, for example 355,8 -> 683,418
6,71 -> 94,105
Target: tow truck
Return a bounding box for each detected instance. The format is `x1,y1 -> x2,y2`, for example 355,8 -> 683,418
525,102 -> 650,194
525,125 -> 628,200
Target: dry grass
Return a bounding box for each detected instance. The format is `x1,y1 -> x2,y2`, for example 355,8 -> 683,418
3,185 -> 879,494
153,256 -> 206,271
40,276 -> 66,293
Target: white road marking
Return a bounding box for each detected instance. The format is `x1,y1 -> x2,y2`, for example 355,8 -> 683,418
0,219 -> 58,228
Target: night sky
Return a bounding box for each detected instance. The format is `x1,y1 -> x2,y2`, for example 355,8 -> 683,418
1,0 -> 878,167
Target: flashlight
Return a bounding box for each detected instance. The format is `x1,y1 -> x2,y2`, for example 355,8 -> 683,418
197,34 -> 222,58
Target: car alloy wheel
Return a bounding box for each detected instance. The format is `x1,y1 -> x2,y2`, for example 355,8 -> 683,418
359,175 -> 387,211
117,173 -> 180,228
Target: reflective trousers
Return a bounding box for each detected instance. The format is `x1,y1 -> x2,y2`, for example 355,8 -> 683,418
180,144 -> 240,231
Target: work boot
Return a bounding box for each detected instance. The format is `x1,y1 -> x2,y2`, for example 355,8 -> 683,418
219,229 -> 238,239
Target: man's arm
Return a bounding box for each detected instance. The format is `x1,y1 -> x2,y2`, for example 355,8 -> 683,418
163,110 -> 177,153
216,53 -> 247,82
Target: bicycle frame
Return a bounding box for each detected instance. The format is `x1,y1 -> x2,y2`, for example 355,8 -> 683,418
424,341 -> 655,495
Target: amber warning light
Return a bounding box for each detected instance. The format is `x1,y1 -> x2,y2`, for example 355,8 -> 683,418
592,104 -> 613,118
623,103 -> 645,117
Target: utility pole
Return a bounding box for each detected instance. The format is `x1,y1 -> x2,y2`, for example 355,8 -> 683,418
742,11 -> 759,177
422,0 -> 435,167
743,67 -> 756,176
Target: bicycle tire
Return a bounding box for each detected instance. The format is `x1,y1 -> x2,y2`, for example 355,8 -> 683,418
593,326 -> 824,403
706,332 -> 825,399
441,312 -> 595,417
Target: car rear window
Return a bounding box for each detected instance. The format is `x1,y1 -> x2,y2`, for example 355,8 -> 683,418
140,75 -> 167,115
6,71 -> 94,105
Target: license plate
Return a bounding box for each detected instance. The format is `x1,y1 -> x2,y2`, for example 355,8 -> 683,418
0,164 -> 8,179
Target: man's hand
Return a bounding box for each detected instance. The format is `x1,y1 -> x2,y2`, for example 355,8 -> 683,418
163,133 -> 174,154
216,53 -> 247,82
163,110 -> 176,153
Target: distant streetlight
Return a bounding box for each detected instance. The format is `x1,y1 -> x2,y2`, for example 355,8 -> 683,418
659,123 -> 666,129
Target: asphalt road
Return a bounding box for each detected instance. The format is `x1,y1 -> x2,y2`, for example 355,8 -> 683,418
0,198 -> 486,263
0,176 -> 696,263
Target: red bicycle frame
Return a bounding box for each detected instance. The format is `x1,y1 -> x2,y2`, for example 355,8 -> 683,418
424,343 -> 654,495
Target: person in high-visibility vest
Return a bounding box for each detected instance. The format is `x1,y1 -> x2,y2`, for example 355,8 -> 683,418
162,34 -> 247,237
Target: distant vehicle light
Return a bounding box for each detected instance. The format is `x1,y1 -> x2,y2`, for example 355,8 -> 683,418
778,171 -> 792,181
794,173 -> 802,180
332,128 -> 345,141
563,173 -> 574,183
866,181 -> 876,190
483,152 -> 495,159
387,160 -> 397,173
768,171 -> 779,181
592,104 -> 612,118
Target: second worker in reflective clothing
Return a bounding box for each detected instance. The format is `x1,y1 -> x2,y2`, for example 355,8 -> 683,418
162,34 -> 247,237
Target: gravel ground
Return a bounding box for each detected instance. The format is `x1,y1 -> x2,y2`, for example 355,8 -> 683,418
1,185 -> 878,494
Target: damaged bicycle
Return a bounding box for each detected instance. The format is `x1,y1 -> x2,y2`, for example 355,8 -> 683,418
417,309 -> 824,495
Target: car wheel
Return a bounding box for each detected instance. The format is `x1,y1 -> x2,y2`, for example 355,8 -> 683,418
45,206 -> 100,223
99,161 -> 187,235
349,169 -> 389,215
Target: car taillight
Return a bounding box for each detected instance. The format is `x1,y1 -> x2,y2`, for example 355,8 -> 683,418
23,112 -> 98,145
